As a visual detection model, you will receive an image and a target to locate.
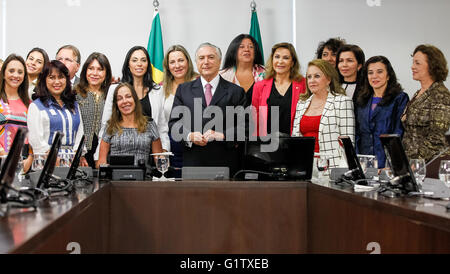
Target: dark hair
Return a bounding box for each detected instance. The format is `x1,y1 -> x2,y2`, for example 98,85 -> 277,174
121,46 -> 158,90
56,45 -> 81,64
26,47 -> 50,72
357,56 -> 403,107
75,52 -> 112,98
0,54 -> 30,107
265,42 -> 303,82
36,60 -> 76,112
336,44 -> 365,82
316,37 -> 346,59
413,44 -> 448,82
336,44 -> 365,98
222,34 -> 264,70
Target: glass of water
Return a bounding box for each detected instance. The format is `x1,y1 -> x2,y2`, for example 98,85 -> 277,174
0,155 -> 7,170
32,153 -> 47,171
439,160 -> 450,188
156,155 -> 170,181
410,158 -> 426,186
59,152 -> 75,167
315,153 -> 330,181
357,154 -> 378,174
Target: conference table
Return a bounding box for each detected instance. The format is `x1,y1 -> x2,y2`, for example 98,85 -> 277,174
1,178 -> 449,254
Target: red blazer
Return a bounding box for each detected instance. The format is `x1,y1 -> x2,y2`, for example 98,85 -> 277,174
251,78 -> 306,136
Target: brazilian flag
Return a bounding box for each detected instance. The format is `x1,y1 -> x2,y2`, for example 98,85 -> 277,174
147,10 -> 164,84
250,10 -> 264,63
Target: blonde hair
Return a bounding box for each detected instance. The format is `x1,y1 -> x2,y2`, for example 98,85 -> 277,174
107,83 -> 148,135
300,59 -> 345,101
265,42 -> 303,82
162,45 -> 198,98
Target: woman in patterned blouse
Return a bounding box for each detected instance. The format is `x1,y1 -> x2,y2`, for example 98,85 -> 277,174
98,46 -> 170,158
27,60 -> 87,165
220,34 -> 265,107
292,59 -> 354,170
0,54 -> 30,155
402,44 -> 450,163
74,52 -> 112,168
97,83 -> 162,167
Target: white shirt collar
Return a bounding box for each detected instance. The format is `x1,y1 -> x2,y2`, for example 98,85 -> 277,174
200,74 -> 220,93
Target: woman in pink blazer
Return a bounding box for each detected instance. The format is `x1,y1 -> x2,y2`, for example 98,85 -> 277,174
252,42 -> 306,136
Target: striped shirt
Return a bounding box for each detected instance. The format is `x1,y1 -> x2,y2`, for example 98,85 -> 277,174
102,120 -> 160,165
27,98 -> 84,154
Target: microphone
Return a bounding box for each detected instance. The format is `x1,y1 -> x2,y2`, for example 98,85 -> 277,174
344,168 -> 359,178
425,147 -> 449,167
424,128 -> 449,167
389,173 -> 410,186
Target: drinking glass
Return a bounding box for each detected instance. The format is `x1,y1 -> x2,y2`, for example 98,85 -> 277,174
59,152 -> 75,167
0,155 -> 7,170
315,153 -> 330,181
15,157 -> 24,183
32,153 -> 47,171
439,160 -> 450,188
410,159 -> 426,186
357,155 -> 378,174
156,155 -> 170,181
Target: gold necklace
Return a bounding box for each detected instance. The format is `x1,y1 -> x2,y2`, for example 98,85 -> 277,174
90,91 -> 102,103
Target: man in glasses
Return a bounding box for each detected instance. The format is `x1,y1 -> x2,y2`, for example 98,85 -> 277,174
55,44 -> 81,86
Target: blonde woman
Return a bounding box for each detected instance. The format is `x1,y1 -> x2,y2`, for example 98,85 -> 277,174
292,59 -> 354,169
162,45 -> 198,174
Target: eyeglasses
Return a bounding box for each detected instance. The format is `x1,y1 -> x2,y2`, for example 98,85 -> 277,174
57,57 -> 77,64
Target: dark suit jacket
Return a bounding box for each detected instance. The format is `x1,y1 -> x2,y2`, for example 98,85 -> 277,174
355,92 -> 409,168
72,75 -> 80,87
168,76 -> 246,174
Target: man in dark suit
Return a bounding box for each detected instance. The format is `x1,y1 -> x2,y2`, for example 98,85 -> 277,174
169,42 -> 246,175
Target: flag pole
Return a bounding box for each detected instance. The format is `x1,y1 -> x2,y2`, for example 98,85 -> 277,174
148,0 -> 164,84
251,0 -> 256,12
249,0 -> 264,63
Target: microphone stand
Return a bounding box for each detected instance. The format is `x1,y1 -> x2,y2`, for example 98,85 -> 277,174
425,147 -> 449,167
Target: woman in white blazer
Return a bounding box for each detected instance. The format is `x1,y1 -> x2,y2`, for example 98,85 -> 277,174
292,59 -> 355,170
96,46 -> 170,161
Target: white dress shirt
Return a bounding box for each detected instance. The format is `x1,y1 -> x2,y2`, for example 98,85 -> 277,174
200,74 -> 220,97
186,74 -> 221,146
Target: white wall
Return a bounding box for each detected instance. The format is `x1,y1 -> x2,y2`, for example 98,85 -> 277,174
0,0 -> 292,78
296,0 -> 450,96
1,0 -> 449,97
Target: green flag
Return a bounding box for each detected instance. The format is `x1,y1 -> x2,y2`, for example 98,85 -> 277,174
147,10 -> 164,84
250,10 -> 264,63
